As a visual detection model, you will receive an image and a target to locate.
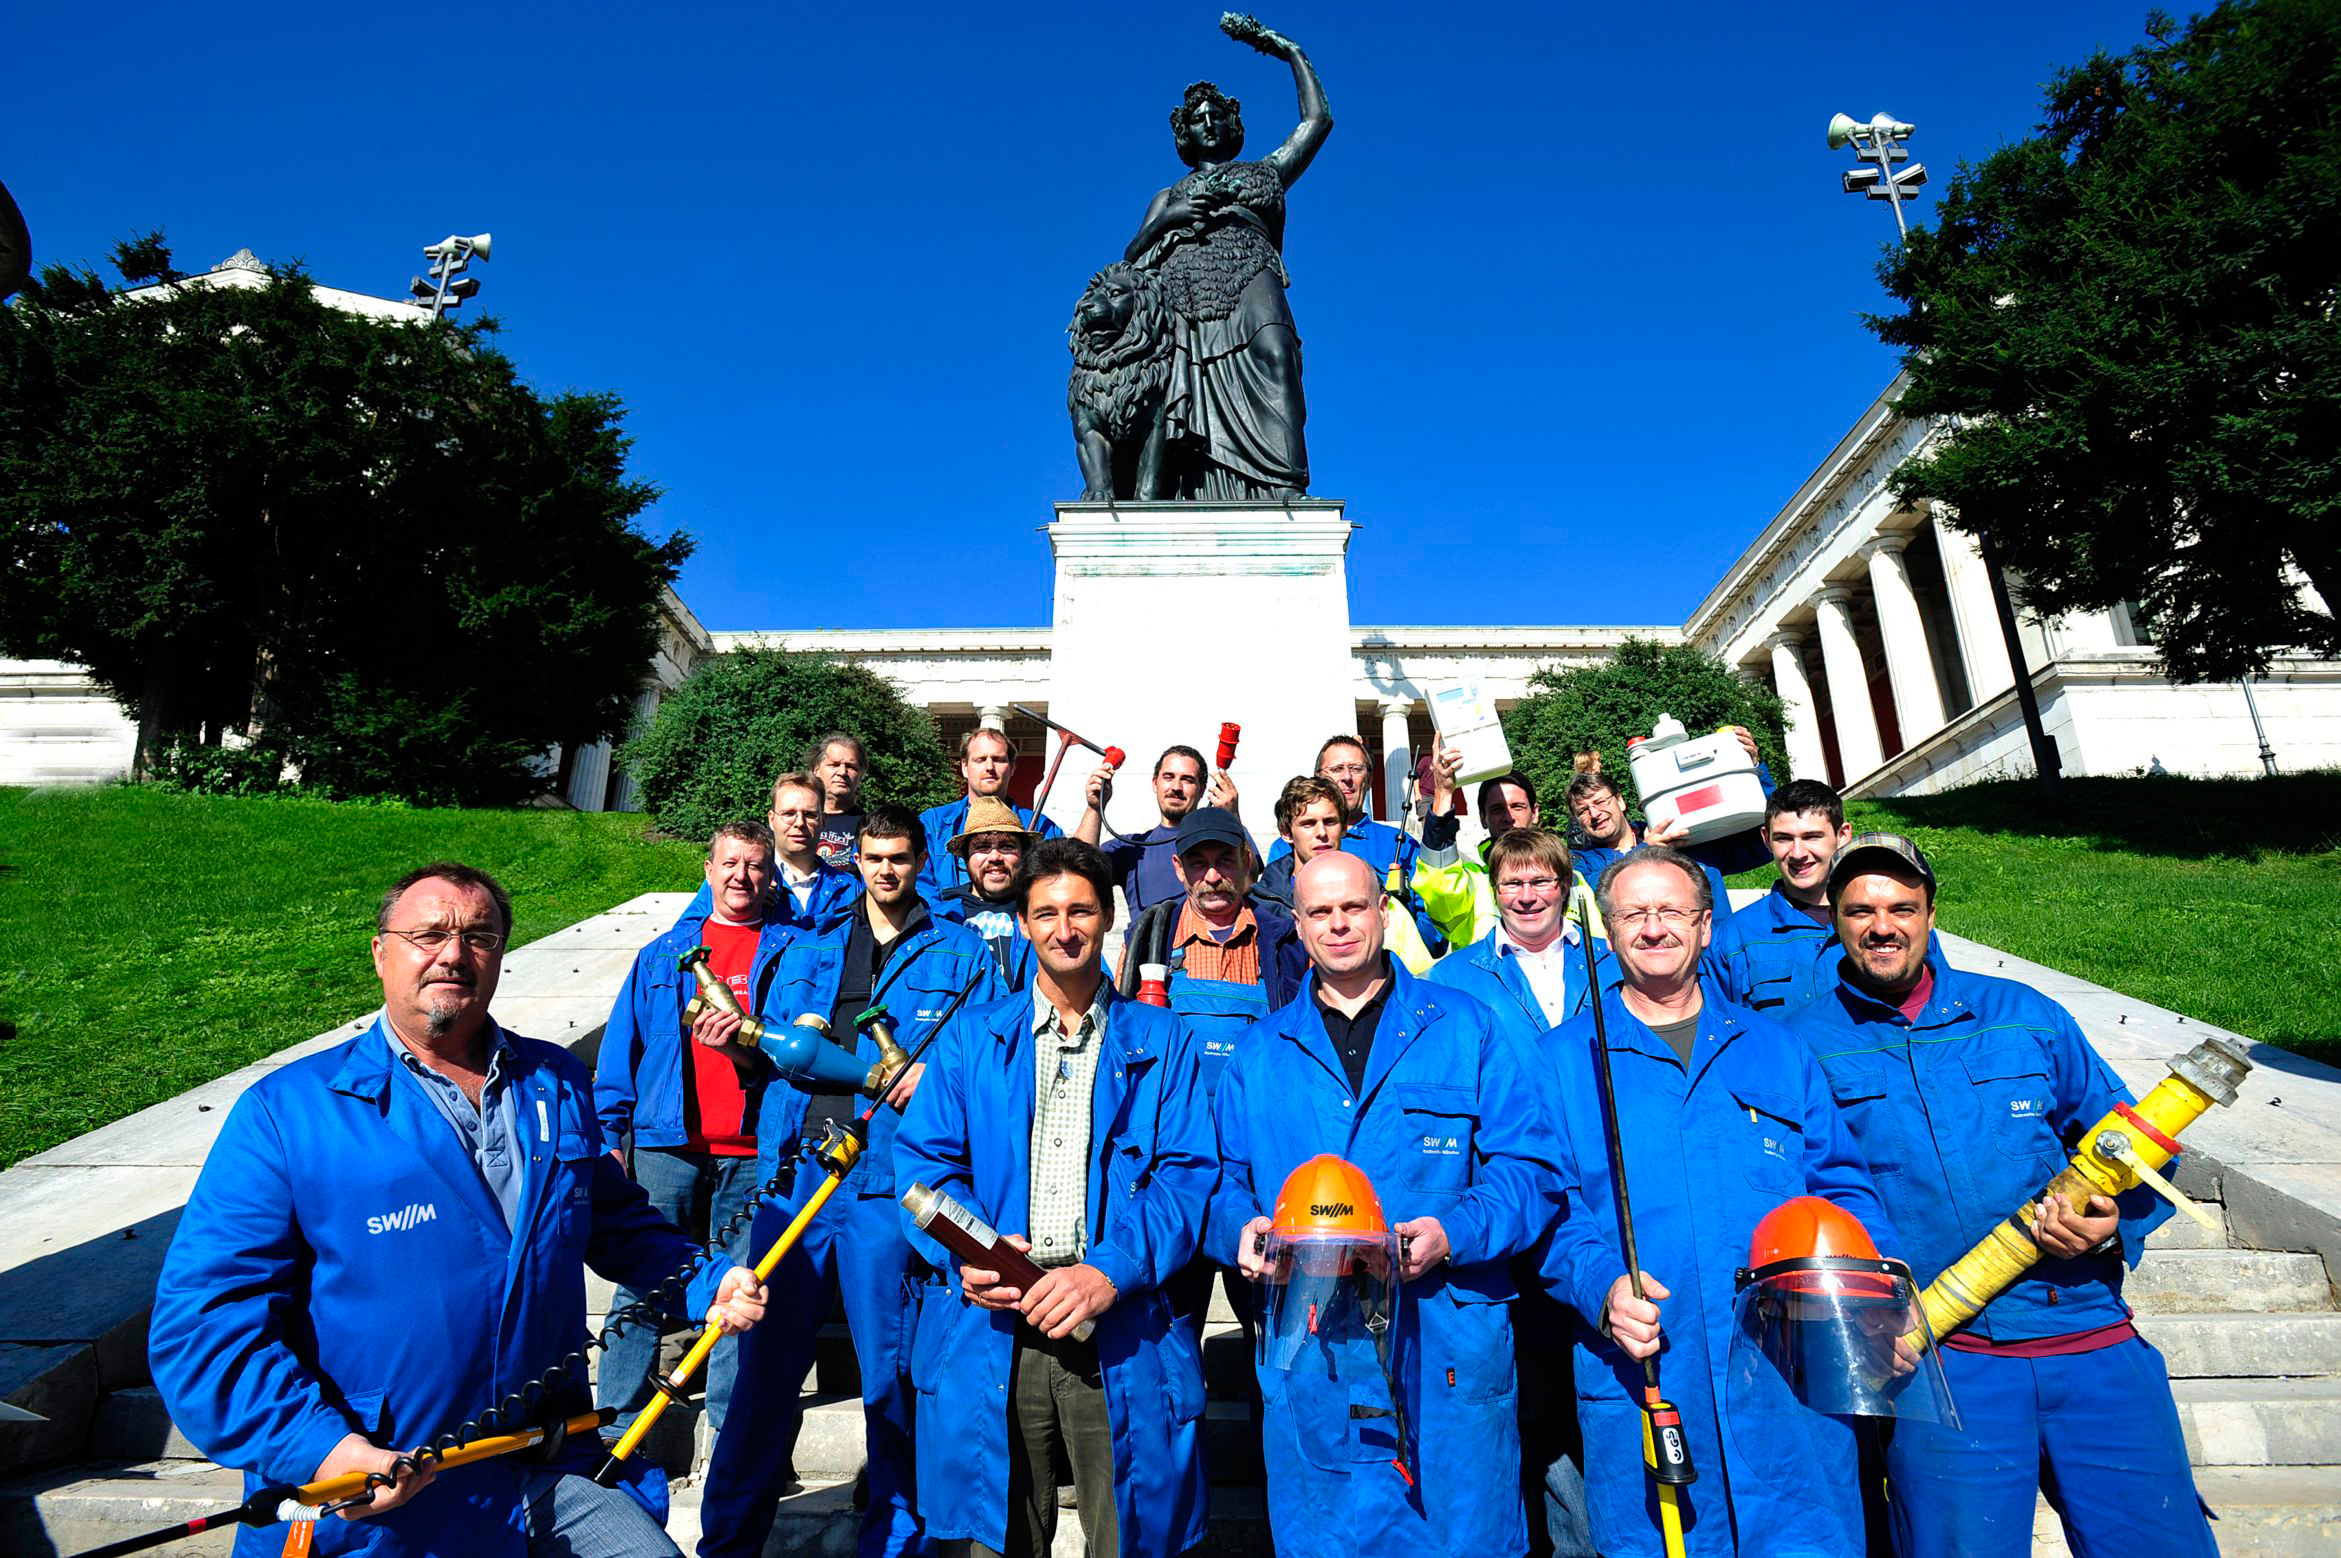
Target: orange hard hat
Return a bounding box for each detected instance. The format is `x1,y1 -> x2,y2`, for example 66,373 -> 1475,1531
1747,1196 -> 1896,1298
1269,1154 -> 1389,1240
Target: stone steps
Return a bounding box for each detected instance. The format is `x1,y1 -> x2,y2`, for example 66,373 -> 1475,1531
2127,1249 -> 2332,1314
2032,1467 -> 2341,1558
2172,1377 -> 2341,1467
2136,1311 -> 2341,1379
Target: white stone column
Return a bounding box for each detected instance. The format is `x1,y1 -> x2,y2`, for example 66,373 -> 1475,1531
977,705 -> 1008,732
1812,587 -> 1885,782
1931,510 -> 2015,701
1766,633 -> 1830,782
1862,535 -> 1949,744
566,740 -> 612,813
1380,697 -> 1414,824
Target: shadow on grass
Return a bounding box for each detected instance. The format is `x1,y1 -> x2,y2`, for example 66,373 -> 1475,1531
1861,771 -> 2341,862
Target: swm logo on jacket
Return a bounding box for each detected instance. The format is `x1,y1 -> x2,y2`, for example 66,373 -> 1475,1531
367,1201 -> 439,1235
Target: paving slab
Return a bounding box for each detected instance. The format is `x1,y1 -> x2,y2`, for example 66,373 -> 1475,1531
0,1345 -> 96,1476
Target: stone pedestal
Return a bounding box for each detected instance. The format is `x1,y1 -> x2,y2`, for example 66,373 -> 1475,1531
1042,501 -> 1358,841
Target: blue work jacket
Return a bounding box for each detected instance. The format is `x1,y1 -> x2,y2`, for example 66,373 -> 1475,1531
1715,882 -> 1840,1016
895,989 -> 1215,1558
1538,983 -> 1903,1558
1424,925 -> 1618,1048
1205,959 -> 1567,1558
1786,948 -> 2170,1341
934,884 -> 1037,992
675,863 -> 860,935
914,797 -> 1063,904
752,909 -> 1004,1197
149,1018 -> 722,1557
593,910 -> 796,1151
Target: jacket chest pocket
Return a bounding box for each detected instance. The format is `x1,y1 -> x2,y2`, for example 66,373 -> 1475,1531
1729,1088 -> 1804,1194
1820,1054 -> 1903,1177
1391,1082 -> 1478,1195
550,1130 -> 599,1250
1960,1038 -> 2060,1163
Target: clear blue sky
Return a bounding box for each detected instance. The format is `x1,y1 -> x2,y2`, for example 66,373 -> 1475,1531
13,2 -> 2156,633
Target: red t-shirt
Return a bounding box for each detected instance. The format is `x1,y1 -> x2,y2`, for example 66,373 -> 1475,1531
1896,965 -> 1935,1024
685,917 -> 762,1157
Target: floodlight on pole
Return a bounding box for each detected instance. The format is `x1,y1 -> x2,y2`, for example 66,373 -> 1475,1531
1826,112 -> 1926,241
409,231 -> 492,320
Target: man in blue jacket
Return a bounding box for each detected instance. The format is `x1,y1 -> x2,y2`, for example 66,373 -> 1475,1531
1262,733 -> 1449,957
150,863 -> 768,1558
1426,826 -> 1617,1046
699,805 -> 1005,1558
917,728 -> 1063,905
1538,847 -> 1908,1558
1716,779 -> 1851,1016
1564,768 -> 1749,968
896,837 -> 1214,1558
1210,849 -> 1567,1558
672,770 -> 860,932
593,821 -> 794,1441
933,795 -> 1039,992
1073,742 -> 1246,920
1786,835 -> 2216,1557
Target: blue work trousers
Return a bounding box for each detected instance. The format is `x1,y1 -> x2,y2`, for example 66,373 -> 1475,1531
1887,1337 -> 2214,1558
517,1467 -> 680,1556
698,1164 -> 930,1558
598,1147 -> 759,1435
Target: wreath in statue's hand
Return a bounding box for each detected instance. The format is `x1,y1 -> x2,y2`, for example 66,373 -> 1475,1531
1220,12 -> 1296,59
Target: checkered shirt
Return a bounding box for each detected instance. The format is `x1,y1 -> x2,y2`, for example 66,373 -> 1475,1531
1027,984 -> 1108,1268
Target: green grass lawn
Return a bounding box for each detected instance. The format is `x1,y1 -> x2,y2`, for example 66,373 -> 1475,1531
0,787 -> 704,1168
1755,772 -> 2341,1065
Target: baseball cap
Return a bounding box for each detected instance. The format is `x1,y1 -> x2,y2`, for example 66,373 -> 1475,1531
1826,832 -> 1937,901
1174,806 -> 1249,858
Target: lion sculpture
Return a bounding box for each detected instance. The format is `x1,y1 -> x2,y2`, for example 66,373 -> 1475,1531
1067,262 -> 1175,501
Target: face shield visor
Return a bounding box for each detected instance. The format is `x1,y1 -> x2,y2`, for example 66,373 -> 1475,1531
1254,1154 -> 1415,1485
1728,1254 -> 1961,1427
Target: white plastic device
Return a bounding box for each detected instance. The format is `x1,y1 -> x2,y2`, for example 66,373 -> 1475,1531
1426,681 -> 1515,790
1626,714 -> 1766,846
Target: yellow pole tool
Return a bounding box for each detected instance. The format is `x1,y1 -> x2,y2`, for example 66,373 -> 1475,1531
593,1120 -> 864,1481
1910,1034 -> 2250,1349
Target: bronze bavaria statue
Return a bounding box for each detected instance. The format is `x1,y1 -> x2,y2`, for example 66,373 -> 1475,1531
1070,14 -> 1331,502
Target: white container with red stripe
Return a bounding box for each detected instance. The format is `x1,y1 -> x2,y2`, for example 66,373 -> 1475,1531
1627,714 -> 1766,846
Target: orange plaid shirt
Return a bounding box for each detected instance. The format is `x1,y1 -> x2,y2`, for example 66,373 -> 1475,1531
1171,901 -> 1262,986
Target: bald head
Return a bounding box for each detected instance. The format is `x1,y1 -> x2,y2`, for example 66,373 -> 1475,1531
1294,850 -> 1384,982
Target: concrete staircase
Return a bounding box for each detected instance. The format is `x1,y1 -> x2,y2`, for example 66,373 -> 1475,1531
2023,1198 -> 2341,1556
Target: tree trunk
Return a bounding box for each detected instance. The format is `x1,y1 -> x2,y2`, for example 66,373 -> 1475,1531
133,659 -> 185,781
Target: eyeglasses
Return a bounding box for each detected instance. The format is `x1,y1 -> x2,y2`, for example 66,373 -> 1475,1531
1494,876 -> 1562,897
383,927 -> 507,955
967,838 -> 1023,856
1321,762 -> 1368,778
771,807 -> 821,824
1610,907 -> 1704,930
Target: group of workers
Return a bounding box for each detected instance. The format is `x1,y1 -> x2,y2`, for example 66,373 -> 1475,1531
146,720 -> 2218,1558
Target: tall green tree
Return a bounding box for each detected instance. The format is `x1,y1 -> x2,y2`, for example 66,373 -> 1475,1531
1501,637 -> 1788,812
0,237 -> 688,803
623,650 -> 957,840
1872,0 -> 2341,682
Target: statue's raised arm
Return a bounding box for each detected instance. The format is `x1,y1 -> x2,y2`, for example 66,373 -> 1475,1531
1220,13 -> 1332,187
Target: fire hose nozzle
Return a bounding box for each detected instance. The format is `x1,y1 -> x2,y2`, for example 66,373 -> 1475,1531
1217,721 -> 1241,770
855,1005 -> 914,1097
